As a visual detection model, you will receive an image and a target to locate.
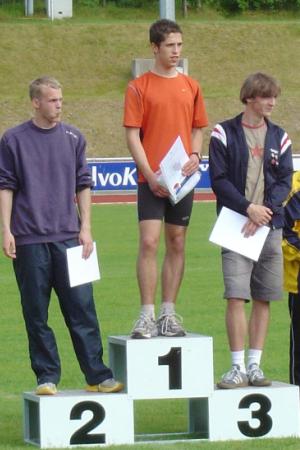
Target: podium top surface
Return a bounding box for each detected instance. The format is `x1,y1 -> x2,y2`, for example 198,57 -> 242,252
108,332 -> 212,344
23,390 -> 128,400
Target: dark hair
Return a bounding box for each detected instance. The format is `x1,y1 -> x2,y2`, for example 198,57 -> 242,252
149,19 -> 182,46
240,72 -> 281,104
29,76 -> 61,100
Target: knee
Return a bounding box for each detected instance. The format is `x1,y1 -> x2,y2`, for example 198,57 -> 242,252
227,298 -> 245,313
168,234 -> 185,255
253,299 -> 270,313
140,235 -> 159,255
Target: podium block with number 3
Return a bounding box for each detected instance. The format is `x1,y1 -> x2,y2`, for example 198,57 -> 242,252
189,382 -> 300,441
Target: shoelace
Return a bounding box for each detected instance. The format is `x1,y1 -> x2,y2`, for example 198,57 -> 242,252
132,314 -> 153,331
224,366 -> 243,383
249,366 -> 264,380
159,313 -> 183,335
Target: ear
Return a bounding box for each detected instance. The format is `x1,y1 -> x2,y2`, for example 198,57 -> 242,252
151,42 -> 159,55
32,97 -> 40,109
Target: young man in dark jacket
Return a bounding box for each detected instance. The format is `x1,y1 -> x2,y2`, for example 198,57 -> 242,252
0,76 -> 123,395
209,72 -> 293,389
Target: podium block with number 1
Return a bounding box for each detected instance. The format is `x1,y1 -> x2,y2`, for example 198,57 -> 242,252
108,333 -> 214,399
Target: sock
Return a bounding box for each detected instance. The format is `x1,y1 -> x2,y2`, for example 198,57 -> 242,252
247,349 -> 262,369
160,301 -> 175,316
141,304 -> 155,320
231,350 -> 246,373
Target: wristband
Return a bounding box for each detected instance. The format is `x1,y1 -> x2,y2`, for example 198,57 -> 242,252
191,152 -> 202,162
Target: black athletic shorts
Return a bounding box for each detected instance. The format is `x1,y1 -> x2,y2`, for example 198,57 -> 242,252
137,182 -> 194,226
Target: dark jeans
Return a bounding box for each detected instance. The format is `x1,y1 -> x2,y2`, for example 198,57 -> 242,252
289,292 -> 300,386
13,239 -> 112,386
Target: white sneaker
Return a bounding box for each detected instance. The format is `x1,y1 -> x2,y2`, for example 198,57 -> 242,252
217,365 -> 248,389
247,363 -> 271,387
131,314 -> 158,339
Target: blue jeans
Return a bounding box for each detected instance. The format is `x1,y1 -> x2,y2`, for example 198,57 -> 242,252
13,239 -> 112,386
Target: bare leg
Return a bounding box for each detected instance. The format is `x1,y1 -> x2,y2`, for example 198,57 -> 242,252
137,220 -> 162,305
226,298 -> 247,351
161,223 -> 187,304
249,299 -> 270,349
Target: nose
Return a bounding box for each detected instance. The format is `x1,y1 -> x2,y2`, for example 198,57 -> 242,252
269,97 -> 276,106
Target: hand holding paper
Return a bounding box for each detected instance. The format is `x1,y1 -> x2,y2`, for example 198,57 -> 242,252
209,207 -> 270,261
66,242 -> 101,288
157,136 -> 201,204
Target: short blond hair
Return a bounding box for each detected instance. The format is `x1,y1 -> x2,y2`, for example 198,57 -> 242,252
240,72 -> 281,104
29,76 -> 61,100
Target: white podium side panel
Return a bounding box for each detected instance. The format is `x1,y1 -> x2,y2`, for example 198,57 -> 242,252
108,333 -> 214,399
23,391 -> 134,448
204,382 -> 300,441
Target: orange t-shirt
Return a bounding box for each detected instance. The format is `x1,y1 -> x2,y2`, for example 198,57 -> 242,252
123,71 -> 208,182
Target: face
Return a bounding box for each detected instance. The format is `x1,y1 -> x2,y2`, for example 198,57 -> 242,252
246,96 -> 276,119
152,32 -> 183,70
32,85 -> 63,127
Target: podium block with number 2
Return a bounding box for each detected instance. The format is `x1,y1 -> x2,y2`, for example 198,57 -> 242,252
23,391 -> 134,448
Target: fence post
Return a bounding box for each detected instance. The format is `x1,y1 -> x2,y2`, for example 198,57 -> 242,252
159,0 -> 175,21
24,0 -> 34,16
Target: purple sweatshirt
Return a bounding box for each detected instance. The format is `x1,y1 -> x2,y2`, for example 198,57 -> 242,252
0,120 -> 93,245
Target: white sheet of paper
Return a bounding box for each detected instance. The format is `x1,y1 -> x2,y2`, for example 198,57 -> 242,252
66,242 -> 100,287
209,207 -> 270,261
159,136 -> 200,204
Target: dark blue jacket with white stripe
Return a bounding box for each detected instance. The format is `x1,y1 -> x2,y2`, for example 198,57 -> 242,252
209,113 -> 293,229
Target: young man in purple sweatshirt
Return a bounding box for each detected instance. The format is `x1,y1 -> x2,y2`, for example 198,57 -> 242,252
0,76 -> 123,395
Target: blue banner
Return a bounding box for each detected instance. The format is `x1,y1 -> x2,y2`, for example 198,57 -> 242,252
88,158 -> 211,192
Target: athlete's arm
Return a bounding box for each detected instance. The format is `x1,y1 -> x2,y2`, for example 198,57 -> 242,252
76,187 -> 94,259
125,127 -> 169,197
182,128 -> 204,176
0,189 -> 16,259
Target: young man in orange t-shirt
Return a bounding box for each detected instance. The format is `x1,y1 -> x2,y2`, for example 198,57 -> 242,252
123,19 -> 208,339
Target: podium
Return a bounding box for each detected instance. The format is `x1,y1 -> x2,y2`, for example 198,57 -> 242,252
23,333 -> 300,447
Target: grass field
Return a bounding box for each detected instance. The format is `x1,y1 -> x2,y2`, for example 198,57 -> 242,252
0,201 -> 298,449
1,9 -> 300,157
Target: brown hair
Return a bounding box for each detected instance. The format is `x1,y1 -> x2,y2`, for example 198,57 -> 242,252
149,19 -> 182,47
240,72 -> 281,104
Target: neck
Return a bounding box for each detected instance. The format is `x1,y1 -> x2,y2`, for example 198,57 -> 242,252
242,111 -> 265,128
151,63 -> 178,78
32,118 -> 58,130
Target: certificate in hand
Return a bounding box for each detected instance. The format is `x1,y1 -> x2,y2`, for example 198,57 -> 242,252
66,242 -> 101,288
209,207 -> 270,261
158,136 -> 201,204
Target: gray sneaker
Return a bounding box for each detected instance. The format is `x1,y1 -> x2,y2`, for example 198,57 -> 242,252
217,365 -> 248,389
156,313 -> 186,337
247,363 -> 271,387
131,314 -> 158,339
86,378 -> 124,393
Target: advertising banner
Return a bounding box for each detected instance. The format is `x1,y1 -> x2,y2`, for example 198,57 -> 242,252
88,157 -> 211,193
